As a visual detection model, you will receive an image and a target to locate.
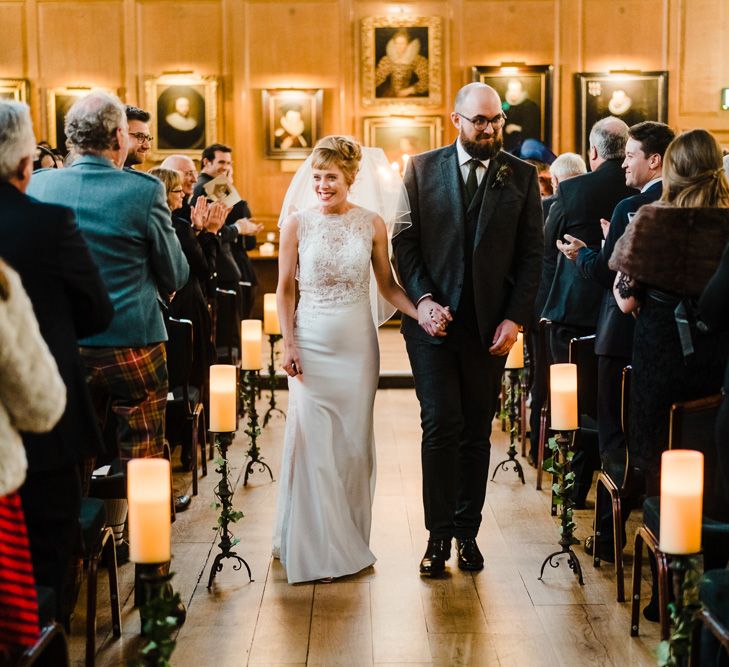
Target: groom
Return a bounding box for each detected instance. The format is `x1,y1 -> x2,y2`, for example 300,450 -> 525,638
393,82 -> 544,576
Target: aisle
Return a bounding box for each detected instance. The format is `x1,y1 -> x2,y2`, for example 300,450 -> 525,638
70,387 -> 661,666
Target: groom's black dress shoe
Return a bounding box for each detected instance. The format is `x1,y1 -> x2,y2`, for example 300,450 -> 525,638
456,538 -> 484,571
419,539 -> 451,577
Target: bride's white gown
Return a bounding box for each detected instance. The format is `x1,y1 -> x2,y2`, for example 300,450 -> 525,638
273,206 -> 379,584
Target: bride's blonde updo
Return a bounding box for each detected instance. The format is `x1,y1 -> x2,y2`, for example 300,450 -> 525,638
311,135 -> 362,186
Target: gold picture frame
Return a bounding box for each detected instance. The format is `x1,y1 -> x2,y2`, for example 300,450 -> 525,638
360,15 -> 443,108
46,86 -> 115,151
145,74 -> 218,160
363,115 -> 443,174
0,79 -> 29,103
262,89 -> 323,159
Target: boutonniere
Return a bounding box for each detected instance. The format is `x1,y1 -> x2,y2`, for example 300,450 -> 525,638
492,164 -> 513,189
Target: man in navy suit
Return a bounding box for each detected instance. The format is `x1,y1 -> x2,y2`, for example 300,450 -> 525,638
394,83 -> 543,576
0,101 -> 113,618
557,121 -> 675,560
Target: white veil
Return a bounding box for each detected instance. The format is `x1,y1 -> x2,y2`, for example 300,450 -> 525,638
278,146 -> 411,326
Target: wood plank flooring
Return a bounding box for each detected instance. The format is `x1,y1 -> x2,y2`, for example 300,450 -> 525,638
66,335 -> 662,666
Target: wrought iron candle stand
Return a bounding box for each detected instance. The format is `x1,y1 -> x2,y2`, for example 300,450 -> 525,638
241,370 -> 274,486
538,429 -> 584,585
491,369 -> 525,484
207,432 -> 252,589
263,334 -> 286,427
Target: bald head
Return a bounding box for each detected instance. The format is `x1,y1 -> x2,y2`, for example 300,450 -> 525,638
161,154 -> 198,196
454,82 -> 501,115
589,116 -> 629,160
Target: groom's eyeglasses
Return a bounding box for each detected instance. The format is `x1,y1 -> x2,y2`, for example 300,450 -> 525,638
455,112 -> 507,131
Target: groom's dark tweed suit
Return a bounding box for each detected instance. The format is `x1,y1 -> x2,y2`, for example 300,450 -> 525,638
393,142 -> 543,539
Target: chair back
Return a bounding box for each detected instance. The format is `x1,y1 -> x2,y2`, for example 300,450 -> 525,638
568,335 -> 598,426
668,394 -> 723,453
214,288 -> 240,364
164,317 -> 194,407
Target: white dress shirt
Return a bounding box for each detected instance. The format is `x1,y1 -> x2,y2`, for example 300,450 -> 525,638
456,140 -> 489,187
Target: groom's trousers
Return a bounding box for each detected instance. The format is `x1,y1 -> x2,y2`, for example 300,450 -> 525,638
406,321 -> 507,540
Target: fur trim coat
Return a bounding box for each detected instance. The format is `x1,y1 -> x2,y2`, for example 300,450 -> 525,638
0,261 -> 65,496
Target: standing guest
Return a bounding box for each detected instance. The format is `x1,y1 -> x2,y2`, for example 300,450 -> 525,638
33,144 -> 57,171
393,82 -> 544,576
0,100 -> 113,620
0,259 -> 66,658
557,121 -> 674,560
611,128 -> 729,496
27,91 -> 189,468
526,150 -> 587,466
124,105 -> 152,169
193,143 -> 262,318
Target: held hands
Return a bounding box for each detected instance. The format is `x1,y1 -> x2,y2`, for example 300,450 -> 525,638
556,234 -> 587,261
417,298 -> 452,337
489,319 -> 519,356
282,345 -> 303,378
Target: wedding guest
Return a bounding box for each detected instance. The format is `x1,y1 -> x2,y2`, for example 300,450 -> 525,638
33,144 -> 57,171
0,100 -> 112,620
124,105 -> 152,169
0,259 -> 66,658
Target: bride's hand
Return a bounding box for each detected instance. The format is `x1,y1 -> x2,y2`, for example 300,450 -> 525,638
282,346 -> 303,377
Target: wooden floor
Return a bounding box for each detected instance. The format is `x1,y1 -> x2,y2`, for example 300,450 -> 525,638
67,335 -> 662,666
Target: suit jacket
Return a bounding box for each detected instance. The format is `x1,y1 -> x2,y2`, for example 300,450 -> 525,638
28,156 -> 188,346
540,159 -> 636,327
0,182 -> 113,472
542,193 -> 558,222
393,143 -> 544,347
576,180 -> 662,357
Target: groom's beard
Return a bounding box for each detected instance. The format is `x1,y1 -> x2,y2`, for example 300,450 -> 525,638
460,129 -> 503,161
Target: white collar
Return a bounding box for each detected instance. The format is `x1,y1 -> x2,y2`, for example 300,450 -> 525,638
641,176 -> 662,193
456,140 -> 490,170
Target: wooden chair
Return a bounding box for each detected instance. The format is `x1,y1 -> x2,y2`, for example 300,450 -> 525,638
165,317 -> 207,496
17,586 -> 70,666
691,568 -> 729,665
592,365 -> 632,602
630,393 -> 723,640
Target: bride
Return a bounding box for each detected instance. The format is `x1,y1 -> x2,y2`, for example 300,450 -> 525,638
272,136 -> 427,584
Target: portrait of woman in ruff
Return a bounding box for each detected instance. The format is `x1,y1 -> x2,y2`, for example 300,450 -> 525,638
361,16 -> 443,107
263,89 -> 322,159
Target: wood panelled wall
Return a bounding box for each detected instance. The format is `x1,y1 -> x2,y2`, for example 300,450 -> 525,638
2,0 -> 729,226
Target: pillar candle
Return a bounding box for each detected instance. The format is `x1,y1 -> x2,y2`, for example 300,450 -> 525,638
263,293 -> 281,335
659,450 -> 703,554
241,319 -> 263,370
505,332 -> 524,369
127,459 -> 171,564
209,364 -> 237,432
550,363 -> 578,430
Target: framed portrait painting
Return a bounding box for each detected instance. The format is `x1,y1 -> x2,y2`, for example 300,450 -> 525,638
363,116 -> 442,173
361,15 -> 443,107
146,74 -> 218,159
46,87 -> 114,151
262,89 -> 323,159
472,65 -> 553,152
0,79 -> 29,103
575,71 -> 668,159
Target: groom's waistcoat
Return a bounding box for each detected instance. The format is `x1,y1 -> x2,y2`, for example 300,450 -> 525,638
457,168 -> 488,335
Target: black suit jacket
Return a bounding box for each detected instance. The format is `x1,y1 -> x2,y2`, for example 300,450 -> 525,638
0,182 -> 113,472
576,180 -> 662,357
393,143 -> 544,347
540,159 -> 636,327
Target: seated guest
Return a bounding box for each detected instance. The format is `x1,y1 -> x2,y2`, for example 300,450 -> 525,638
611,128 -> 729,497
0,100 -> 113,621
0,259 -> 66,658
27,91 -> 189,467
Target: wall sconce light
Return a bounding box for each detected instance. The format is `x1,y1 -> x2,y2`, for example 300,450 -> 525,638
721,88 -> 729,110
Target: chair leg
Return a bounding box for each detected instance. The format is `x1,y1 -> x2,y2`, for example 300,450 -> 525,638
612,492 -> 625,602
520,381 -> 527,457
86,555 -> 99,667
190,415 -> 199,497
593,475 -> 603,569
631,528 -> 644,636
103,530 -> 122,638
199,407 -> 207,477
657,550 -> 671,641
536,406 -> 547,490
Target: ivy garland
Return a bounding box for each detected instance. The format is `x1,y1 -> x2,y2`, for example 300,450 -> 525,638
543,435 -> 579,544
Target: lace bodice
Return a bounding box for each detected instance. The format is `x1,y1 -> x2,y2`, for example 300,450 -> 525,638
296,207 -> 374,317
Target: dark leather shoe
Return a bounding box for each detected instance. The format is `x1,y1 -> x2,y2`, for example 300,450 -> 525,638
456,538 -> 484,571
419,539 -> 451,577
175,495 -> 191,513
